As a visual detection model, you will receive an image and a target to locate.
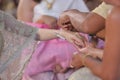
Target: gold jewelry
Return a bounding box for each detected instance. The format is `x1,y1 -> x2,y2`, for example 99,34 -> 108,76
44,0 -> 55,9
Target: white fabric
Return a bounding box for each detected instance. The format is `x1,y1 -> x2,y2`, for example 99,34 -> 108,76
33,0 -> 89,22
68,68 -> 101,80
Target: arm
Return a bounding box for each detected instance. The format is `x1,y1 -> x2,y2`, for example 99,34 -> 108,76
2,11 -> 85,47
17,0 -> 37,22
85,7 -> 120,79
72,7 -> 120,80
2,11 -> 85,46
59,10 -> 105,34
36,29 -> 86,47
100,7 -> 120,80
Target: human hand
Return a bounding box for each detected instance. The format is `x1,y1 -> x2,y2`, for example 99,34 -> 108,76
59,29 -> 87,48
70,52 -> 84,69
36,15 -> 57,29
58,12 -> 72,30
79,44 -> 103,59
58,9 -> 80,31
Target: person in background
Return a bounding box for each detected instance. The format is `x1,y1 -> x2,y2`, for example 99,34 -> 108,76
0,0 -> 19,17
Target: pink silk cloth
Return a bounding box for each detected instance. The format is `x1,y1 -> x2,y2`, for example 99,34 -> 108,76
22,23 -> 88,79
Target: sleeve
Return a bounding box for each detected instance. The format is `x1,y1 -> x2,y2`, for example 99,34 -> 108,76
92,2 -> 113,19
3,12 -> 38,37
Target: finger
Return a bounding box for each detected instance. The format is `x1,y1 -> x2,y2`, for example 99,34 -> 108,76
77,34 -> 88,47
62,25 -> 70,30
73,36 -> 85,47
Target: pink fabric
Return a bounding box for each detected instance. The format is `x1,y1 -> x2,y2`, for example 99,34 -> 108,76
27,23 -> 50,29
25,39 -> 77,76
22,23 -> 88,80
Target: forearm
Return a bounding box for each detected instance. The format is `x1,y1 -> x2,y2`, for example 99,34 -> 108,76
67,11 -> 88,32
68,12 -> 105,34
84,56 -> 102,77
36,29 -> 59,41
3,11 -> 59,41
91,48 -> 104,59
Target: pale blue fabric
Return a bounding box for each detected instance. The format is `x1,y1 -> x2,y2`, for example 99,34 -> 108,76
68,67 -> 101,80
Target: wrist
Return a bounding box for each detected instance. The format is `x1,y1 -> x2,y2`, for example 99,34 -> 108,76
55,30 -> 66,40
81,53 -> 92,67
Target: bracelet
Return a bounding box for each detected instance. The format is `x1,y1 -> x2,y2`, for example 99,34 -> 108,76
82,53 -> 91,66
55,31 -> 66,40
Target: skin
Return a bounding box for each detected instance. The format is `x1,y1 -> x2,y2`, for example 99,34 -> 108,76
17,0 -> 87,72
59,1 -> 120,80
17,0 -> 37,22
1,12 -> 85,74
17,0 -> 57,28
58,9 -> 105,39
36,29 -> 85,48
17,0 -> 88,73
17,0 -> 86,46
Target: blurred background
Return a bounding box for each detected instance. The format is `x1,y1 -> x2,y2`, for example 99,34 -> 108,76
0,0 -> 102,18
